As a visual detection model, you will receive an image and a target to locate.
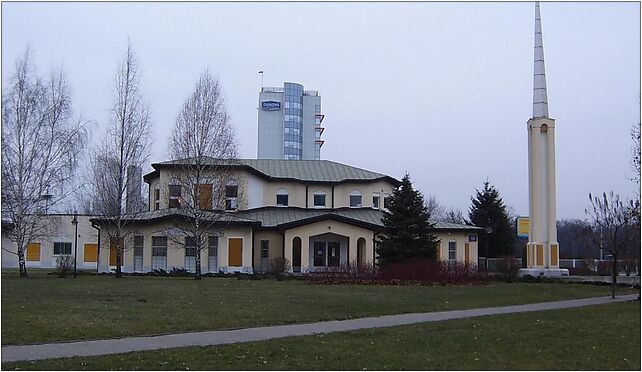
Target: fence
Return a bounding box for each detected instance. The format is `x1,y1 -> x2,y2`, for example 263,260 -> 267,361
479,257 -> 640,276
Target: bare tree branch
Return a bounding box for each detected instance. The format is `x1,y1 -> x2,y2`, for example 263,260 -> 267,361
586,191 -> 640,298
164,70 -> 239,279
89,42 -> 152,278
1,49 -> 88,277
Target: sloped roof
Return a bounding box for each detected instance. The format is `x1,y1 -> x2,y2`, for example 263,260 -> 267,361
237,207 -> 483,232
145,158 -> 400,185
91,206 -> 482,232
238,207 -> 386,230
90,209 -> 260,225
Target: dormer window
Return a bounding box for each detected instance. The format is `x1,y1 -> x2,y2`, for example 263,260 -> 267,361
383,193 -> 392,210
225,180 -> 238,210
276,188 -> 289,206
154,187 -> 160,210
313,192 -> 326,208
349,190 -> 362,207
168,184 -> 181,208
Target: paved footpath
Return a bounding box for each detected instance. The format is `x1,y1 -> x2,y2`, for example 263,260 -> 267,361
2,294 -> 638,363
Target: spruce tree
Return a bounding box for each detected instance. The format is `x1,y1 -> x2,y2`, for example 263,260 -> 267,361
377,174 -> 439,266
468,181 -> 516,258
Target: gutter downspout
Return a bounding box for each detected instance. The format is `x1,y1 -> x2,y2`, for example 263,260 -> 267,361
251,229 -> 255,274
281,231 -> 285,259
372,232 -> 378,267
91,221 -> 101,274
305,185 -> 308,208
331,185 -> 335,209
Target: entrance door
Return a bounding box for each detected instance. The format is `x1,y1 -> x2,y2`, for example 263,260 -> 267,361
327,242 -> 340,266
228,238 -> 243,267
292,237 -> 302,272
109,238 -> 124,266
260,240 -> 269,273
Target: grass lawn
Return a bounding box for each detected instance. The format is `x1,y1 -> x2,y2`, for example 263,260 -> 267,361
1,269 -> 639,345
3,301 -> 639,370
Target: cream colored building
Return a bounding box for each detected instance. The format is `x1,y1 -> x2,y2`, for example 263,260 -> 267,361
2,159 -> 481,272
1,215 -> 99,270
91,158 -> 481,274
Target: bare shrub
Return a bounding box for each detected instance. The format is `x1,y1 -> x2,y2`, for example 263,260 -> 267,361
496,255 -> 520,283
55,256 -> 74,278
308,259 -> 491,286
270,257 -> 291,281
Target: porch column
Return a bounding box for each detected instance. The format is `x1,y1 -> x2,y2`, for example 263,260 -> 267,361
300,235 -> 310,273
348,235 -> 357,264
365,234 -> 374,265
284,233 -> 293,273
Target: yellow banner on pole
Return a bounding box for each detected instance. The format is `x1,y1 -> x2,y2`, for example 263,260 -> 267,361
517,217 -> 530,238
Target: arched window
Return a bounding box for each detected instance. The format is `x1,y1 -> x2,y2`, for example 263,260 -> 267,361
313,191 -> 326,208
349,189 -> 362,207
292,237 -> 302,272
357,237 -> 366,266
276,188 -> 289,206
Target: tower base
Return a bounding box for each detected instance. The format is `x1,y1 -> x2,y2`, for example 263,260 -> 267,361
519,268 -> 569,278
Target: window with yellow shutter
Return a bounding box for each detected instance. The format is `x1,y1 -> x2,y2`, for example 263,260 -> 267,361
26,243 -> 40,261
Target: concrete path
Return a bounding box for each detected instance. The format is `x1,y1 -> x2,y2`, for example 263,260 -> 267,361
2,294 -> 638,363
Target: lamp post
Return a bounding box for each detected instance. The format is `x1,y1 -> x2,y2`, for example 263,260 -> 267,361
71,214 -> 79,278
484,218 -> 493,270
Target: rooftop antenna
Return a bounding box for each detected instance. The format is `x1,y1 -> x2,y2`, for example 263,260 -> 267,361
258,70 -> 264,92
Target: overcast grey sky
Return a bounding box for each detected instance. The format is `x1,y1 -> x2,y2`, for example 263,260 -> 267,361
2,1 -> 640,219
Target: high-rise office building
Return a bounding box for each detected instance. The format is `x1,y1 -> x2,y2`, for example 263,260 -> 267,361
257,82 -> 325,160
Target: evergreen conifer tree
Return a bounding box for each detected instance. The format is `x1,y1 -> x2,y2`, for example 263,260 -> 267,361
468,181 -> 516,258
376,174 -> 438,265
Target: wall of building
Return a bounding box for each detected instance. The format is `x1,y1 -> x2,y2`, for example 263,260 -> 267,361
252,230 -> 284,271
1,215 -> 99,270
257,91 -> 285,159
434,230 -> 479,265
302,94 -> 320,160
283,219 -> 375,273
97,222 -> 254,274
334,180 -> 395,208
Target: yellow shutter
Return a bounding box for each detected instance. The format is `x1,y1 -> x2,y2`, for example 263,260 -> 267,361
436,242 -> 441,261
536,244 -> 544,266
84,243 -> 98,262
228,238 -> 243,267
550,243 -> 558,266
465,243 -> 470,264
26,243 -> 40,261
198,184 -> 213,210
110,238 -> 124,266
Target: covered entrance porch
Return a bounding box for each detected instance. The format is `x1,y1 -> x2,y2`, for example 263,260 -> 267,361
283,219 -> 375,273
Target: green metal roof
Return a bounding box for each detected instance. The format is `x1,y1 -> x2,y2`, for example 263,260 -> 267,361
238,207 -> 483,231
90,209 -> 260,225
147,158 -> 400,185
238,207 -> 386,230
91,206 -> 482,232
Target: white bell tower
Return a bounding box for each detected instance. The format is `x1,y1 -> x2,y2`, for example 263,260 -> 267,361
521,2 -> 569,277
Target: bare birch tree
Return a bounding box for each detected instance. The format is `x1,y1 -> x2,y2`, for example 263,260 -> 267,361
424,195 -> 445,220
586,191 -> 640,299
90,43 -> 151,278
443,208 -> 467,224
1,49 -> 87,277
166,70 -> 238,280
631,121 -> 640,186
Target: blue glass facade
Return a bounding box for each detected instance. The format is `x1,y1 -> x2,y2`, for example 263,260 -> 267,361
283,82 -> 303,160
